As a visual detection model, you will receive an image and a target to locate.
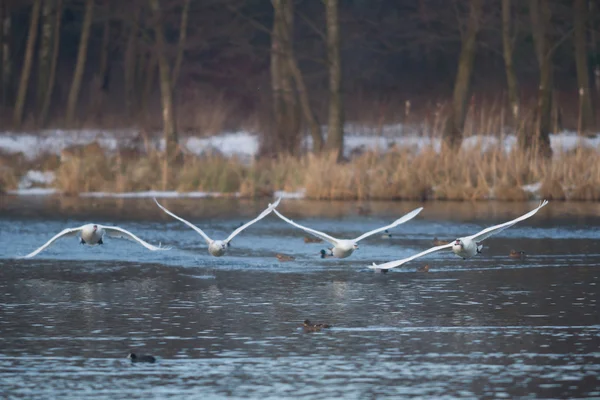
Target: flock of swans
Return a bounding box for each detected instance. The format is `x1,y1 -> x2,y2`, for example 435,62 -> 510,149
20,197 -> 549,272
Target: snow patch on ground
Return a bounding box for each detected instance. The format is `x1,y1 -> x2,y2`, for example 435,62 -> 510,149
18,170 -> 55,189
7,188 -> 59,196
522,182 -> 542,193
79,191 -> 240,198
273,189 -> 306,199
1,127 -> 598,162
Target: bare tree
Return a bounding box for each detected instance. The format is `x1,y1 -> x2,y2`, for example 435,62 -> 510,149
324,0 -> 344,159
65,0 -> 94,125
171,0 -> 190,89
0,0 -> 5,108
271,0 -> 301,154
124,7 -> 140,117
37,0 -> 53,112
0,0 -> 12,107
526,0 -> 553,157
501,0 -> 519,123
573,0 -> 594,134
13,0 -> 42,128
149,0 -> 178,160
443,0 -> 483,149
40,0 -> 62,126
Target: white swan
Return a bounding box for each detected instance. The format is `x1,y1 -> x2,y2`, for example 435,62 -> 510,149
369,200 -> 549,272
274,207 -> 423,259
154,197 -> 281,257
21,224 -> 170,258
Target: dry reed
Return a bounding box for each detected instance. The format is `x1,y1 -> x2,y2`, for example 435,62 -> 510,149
42,142 -> 600,201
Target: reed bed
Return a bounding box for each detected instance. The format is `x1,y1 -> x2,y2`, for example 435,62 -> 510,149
38,141 -> 600,201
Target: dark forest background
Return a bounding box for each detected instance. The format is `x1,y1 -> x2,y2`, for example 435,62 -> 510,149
0,0 -> 599,158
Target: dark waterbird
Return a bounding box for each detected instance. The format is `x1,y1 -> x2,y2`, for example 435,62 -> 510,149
303,319 -> 331,332
127,353 -> 156,363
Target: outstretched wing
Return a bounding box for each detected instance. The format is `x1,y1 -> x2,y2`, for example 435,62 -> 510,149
352,207 -> 423,242
467,200 -> 549,243
100,225 -> 171,251
368,243 -> 454,270
273,209 -> 339,246
153,198 -> 212,244
20,225 -> 86,258
225,197 -> 282,243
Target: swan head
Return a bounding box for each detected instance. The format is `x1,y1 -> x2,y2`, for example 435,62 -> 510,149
453,239 -> 463,250
93,224 -> 98,232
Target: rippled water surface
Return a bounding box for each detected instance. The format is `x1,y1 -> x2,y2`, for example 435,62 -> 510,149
1,197 -> 599,399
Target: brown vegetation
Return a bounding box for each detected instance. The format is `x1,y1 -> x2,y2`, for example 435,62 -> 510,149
3,138 -> 597,201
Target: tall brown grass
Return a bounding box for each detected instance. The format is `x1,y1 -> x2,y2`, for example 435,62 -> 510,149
44,142 -> 600,201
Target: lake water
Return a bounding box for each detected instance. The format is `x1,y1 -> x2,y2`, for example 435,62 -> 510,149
0,196 -> 599,399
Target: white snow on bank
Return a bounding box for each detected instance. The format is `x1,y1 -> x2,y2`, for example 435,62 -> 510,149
79,191 -> 239,198
184,132 -> 259,159
18,170 -> 55,189
6,188 -> 58,196
0,129 -> 136,160
0,126 -> 598,162
274,189 -> 306,199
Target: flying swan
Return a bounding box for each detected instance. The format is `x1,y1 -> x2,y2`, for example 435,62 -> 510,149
154,197 -> 281,257
21,224 -> 170,258
273,207 -> 423,259
369,200 -> 549,272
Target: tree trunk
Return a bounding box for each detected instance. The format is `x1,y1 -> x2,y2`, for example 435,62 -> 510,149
574,0 -> 594,134
141,51 -> 157,118
40,0 -> 62,126
65,0 -> 93,125
324,0 -> 343,160
98,7 -> 111,92
91,3 -> 111,120
37,0 -> 53,112
149,0 -> 178,160
526,0 -> 553,157
501,0 -> 519,123
590,0 -> 600,97
443,0 -> 482,149
0,1 -> 11,107
0,0 -> 4,108
13,0 -> 41,128
124,8 -> 140,117
272,0 -> 322,153
270,0 -> 302,155
171,0 -> 190,89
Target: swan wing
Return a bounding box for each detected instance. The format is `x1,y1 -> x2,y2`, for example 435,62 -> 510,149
101,225 -> 171,251
353,207 -> 423,242
20,225 -> 86,258
153,198 -> 212,244
273,209 -> 339,246
368,243 -> 454,270
225,197 -> 282,243
466,200 -> 549,243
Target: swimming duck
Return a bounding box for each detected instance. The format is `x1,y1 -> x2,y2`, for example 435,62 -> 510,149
303,319 -> 331,332
416,264 -> 430,273
509,250 -> 526,259
432,237 -> 449,246
304,236 -> 323,244
276,253 -> 295,262
356,205 -> 371,216
381,229 -> 392,239
127,353 -> 156,363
